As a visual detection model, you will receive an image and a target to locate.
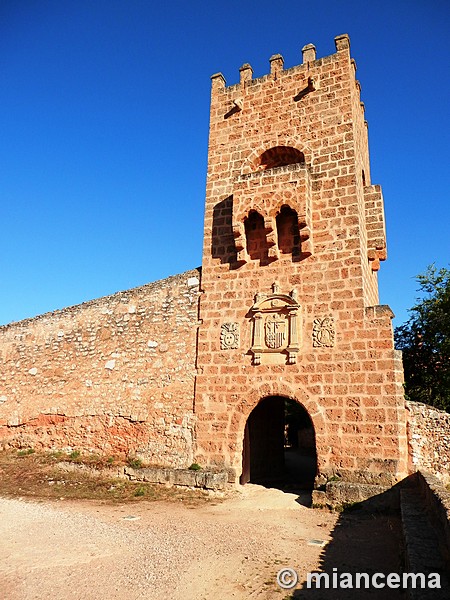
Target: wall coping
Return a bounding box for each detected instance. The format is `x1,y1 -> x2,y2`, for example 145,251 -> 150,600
0,267 -> 201,332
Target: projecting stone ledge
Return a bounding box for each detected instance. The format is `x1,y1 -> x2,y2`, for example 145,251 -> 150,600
312,481 -> 398,510
124,466 -> 228,490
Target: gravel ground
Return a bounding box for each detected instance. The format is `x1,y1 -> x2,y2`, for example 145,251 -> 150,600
0,486 -> 403,599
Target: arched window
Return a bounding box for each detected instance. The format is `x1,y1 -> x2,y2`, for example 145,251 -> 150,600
276,205 -> 301,257
257,146 -> 305,170
244,210 -> 269,263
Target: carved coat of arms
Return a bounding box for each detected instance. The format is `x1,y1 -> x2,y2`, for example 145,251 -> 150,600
220,322 -> 239,350
264,314 -> 286,349
312,316 -> 335,348
250,283 -> 301,365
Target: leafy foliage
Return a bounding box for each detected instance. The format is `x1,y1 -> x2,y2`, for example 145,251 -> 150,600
188,463 -> 202,471
395,265 -> 450,411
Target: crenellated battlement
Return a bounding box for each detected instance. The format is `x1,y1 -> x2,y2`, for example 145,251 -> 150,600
210,33 -> 352,92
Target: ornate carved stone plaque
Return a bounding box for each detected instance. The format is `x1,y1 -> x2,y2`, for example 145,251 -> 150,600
220,322 -> 239,350
312,316 -> 335,348
250,282 -> 300,365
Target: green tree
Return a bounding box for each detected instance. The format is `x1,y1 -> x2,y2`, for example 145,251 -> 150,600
394,265 -> 450,412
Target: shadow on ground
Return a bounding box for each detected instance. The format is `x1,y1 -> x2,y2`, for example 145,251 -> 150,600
289,480 -> 448,599
247,450 -> 449,598
291,497 -> 406,599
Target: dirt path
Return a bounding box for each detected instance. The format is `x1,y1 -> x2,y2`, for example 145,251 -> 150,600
0,485 -> 404,599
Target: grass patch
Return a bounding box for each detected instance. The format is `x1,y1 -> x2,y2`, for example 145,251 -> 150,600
0,450 -> 210,505
43,450 -> 118,469
127,457 -> 143,469
17,448 -> 35,457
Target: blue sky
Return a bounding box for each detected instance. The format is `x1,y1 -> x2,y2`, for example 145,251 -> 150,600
1,0 -> 449,327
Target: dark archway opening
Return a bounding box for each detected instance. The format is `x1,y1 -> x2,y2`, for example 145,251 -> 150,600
276,205 -> 301,257
244,210 -> 269,264
257,146 -> 305,170
240,396 -> 317,493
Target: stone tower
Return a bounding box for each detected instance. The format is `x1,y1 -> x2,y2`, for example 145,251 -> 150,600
195,34 -> 408,499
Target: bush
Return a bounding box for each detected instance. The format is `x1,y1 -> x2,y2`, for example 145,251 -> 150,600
188,463 -> 202,471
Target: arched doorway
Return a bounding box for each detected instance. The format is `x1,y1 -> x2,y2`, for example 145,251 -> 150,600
240,396 -> 317,491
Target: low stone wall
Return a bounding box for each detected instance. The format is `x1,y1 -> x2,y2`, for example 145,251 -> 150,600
57,461 -> 228,491
416,471 -> 450,567
124,466 -> 228,490
400,476 -> 450,598
0,269 -> 201,468
406,401 -> 450,482
312,480 -> 401,511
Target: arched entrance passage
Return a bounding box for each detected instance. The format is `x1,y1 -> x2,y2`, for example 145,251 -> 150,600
240,396 -> 317,491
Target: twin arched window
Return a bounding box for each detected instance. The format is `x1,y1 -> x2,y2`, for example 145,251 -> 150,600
244,205 -> 301,263
242,146 -> 305,262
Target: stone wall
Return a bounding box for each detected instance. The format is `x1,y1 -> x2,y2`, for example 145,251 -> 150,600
416,471 -> 450,565
0,269 -> 201,468
407,401 -> 450,482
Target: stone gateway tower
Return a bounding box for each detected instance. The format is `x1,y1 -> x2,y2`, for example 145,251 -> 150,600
1,35 -> 419,503
195,34 -> 409,495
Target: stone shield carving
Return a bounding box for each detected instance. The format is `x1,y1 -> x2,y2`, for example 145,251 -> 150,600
220,322 -> 240,350
312,316 -> 335,348
265,314 -> 286,349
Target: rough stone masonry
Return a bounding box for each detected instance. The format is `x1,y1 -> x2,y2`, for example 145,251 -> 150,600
0,272 -> 200,468
1,35 -> 449,500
